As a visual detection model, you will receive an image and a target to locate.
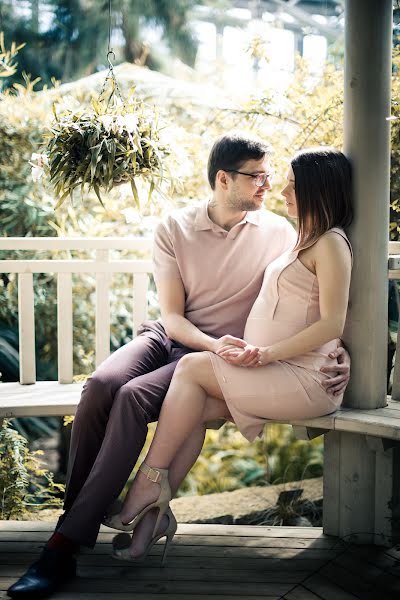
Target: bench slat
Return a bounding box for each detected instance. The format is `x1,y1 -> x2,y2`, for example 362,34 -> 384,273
2,383 -> 400,441
0,382 -> 83,417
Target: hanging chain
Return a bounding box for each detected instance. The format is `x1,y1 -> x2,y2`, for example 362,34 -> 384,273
98,0 -> 125,107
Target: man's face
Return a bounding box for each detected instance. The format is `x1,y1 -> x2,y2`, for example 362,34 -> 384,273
223,157 -> 273,211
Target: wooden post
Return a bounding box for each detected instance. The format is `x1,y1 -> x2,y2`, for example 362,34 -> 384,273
323,0 -> 395,546
343,0 -> 392,410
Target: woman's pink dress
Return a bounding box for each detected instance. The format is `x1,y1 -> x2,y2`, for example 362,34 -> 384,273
208,228 -> 352,442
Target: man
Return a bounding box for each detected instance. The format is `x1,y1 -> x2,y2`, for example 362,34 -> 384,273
8,132 -> 350,598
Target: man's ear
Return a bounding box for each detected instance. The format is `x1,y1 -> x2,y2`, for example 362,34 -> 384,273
216,170 -> 229,190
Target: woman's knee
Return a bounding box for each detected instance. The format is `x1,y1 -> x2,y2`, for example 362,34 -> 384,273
173,352 -> 209,380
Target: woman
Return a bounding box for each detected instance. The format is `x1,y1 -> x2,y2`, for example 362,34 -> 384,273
106,147 -> 353,563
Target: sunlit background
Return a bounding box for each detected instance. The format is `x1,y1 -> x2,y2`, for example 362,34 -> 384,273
7,0 -> 345,96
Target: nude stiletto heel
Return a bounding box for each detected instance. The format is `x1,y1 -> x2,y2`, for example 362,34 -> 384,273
102,463 -> 171,537
111,507 -> 177,566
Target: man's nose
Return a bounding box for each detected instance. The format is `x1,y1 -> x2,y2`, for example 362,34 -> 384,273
261,179 -> 271,191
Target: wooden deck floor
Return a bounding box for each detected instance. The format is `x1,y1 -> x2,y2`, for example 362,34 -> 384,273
0,521 -> 399,600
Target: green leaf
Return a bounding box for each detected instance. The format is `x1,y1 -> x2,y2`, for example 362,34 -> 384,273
93,183 -> 105,208
54,189 -> 70,210
148,179 -> 155,203
130,178 -> 140,209
90,142 -> 103,183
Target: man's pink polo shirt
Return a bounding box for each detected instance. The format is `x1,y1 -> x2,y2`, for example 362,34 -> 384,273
153,200 -> 296,340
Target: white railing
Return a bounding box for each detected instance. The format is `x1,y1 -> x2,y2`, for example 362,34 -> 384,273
2,237 -> 400,387
0,238 -> 153,384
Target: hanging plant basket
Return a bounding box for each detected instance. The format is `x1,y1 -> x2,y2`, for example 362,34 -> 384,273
31,65 -> 170,209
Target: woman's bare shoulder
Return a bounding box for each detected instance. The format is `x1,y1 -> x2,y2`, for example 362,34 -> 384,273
313,230 -> 352,263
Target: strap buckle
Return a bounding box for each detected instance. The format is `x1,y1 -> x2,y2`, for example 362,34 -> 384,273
142,464 -> 161,483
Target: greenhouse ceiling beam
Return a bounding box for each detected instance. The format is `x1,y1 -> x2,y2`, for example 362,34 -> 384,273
192,1 -> 343,41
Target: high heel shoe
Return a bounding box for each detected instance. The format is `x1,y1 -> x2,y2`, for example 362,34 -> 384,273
111,507 -> 177,566
102,462 -> 171,537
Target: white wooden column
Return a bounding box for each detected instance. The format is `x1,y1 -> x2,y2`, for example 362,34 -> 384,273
133,274 -> 148,335
57,273 -> 73,383
18,273 -> 36,384
95,249 -> 111,367
323,0 -> 395,546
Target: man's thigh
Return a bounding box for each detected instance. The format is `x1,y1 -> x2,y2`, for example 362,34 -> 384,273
114,354 -> 190,423
94,321 -> 173,390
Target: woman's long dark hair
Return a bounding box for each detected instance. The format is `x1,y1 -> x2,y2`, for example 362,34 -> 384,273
291,147 -> 353,249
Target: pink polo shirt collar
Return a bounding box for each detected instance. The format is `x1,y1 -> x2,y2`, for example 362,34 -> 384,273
194,200 -> 261,237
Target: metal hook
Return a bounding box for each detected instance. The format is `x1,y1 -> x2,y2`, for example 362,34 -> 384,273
107,50 -> 116,69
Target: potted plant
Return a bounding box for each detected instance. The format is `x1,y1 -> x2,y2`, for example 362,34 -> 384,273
31,86 -> 170,209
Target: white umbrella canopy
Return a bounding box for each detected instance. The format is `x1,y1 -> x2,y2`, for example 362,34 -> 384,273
39,62 -> 234,110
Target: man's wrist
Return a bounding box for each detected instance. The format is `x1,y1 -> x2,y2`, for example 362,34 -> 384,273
207,337 -> 219,353
260,346 -> 274,365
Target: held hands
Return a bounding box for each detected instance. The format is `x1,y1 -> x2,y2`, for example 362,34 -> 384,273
214,336 -> 273,368
320,345 -> 351,396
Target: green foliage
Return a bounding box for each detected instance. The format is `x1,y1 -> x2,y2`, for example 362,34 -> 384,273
181,423 -> 323,495
0,32 -> 25,80
0,420 -> 64,519
127,421 -> 323,497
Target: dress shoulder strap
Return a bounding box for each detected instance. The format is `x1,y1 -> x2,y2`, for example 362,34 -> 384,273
326,227 -> 353,265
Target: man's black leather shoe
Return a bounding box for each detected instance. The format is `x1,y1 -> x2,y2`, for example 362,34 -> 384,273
7,547 -> 76,599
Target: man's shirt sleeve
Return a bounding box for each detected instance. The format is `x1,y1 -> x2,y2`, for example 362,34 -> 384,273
152,219 -> 182,282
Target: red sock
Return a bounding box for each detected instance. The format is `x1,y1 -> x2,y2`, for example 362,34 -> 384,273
46,531 -> 79,554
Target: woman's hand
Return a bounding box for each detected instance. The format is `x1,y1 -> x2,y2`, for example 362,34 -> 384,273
216,342 -> 262,368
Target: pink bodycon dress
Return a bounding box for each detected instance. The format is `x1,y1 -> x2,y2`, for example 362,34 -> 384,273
208,227 -> 352,442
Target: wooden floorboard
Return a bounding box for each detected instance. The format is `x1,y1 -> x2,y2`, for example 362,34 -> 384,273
0,521 -> 399,599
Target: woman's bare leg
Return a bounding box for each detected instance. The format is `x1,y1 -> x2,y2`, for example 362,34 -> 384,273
119,352 -> 229,522
116,353 -> 231,556
118,423 -> 207,557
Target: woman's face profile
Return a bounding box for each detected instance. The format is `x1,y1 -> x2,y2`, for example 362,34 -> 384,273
281,166 -> 297,218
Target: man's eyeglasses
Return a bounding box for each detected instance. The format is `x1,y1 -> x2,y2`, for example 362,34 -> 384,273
225,170 -> 274,187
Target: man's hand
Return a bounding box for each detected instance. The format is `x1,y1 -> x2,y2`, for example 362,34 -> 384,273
320,345 -> 350,396
216,340 -> 261,368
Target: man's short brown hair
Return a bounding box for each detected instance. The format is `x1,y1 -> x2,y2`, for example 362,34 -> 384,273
207,132 -> 272,190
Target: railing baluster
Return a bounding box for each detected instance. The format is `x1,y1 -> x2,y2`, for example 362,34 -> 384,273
18,273 -> 36,384
133,273 -> 148,335
57,272 -> 73,383
95,249 -> 110,367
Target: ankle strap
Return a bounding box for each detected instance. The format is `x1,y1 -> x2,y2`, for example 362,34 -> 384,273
140,463 -> 162,483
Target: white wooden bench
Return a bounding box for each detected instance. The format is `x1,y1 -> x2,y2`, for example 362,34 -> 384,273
1,237 -> 400,546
